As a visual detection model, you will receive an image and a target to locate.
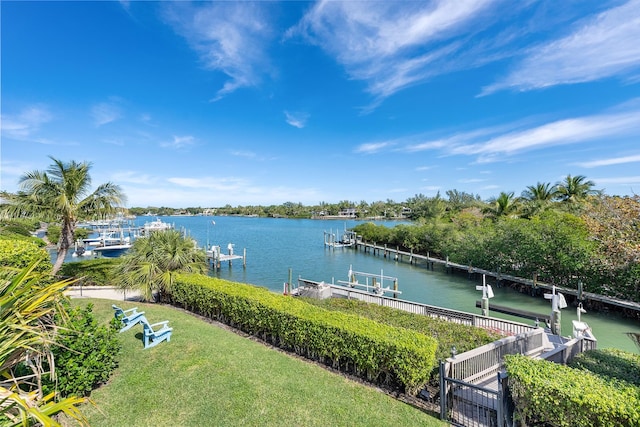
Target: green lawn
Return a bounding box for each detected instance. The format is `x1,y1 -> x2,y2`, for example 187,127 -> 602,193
75,299 -> 445,427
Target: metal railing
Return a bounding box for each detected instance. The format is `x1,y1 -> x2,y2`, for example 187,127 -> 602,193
298,279 -> 538,336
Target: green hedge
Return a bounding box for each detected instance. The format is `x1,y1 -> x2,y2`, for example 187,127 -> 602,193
58,258 -> 121,286
170,274 -> 438,394
306,298 -> 502,362
505,354 -> 640,426
569,348 -> 640,387
0,238 -> 52,272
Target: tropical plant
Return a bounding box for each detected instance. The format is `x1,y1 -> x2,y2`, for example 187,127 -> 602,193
521,182 -> 557,202
114,229 -> 207,302
0,157 -> 126,274
0,262 -> 88,426
485,191 -> 519,219
44,302 -> 120,398
555,174 -> 598,203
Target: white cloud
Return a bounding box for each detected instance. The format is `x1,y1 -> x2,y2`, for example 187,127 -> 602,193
163,2 -> 273,101
577,154 -> 640,168
284,111 -> 309,129
92,101 -> 122,126
354,141 -> 396,154
484,0 -> 640,94
290,0 -> 501,106
111,171 -> 155,185
162,135 -> 195,150
361,105 -> 640,164
230,150 -> 257,159
0,105 -> 53,141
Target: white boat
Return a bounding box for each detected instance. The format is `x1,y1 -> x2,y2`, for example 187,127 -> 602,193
93,243 -> 132,258
141,218 -> 173,234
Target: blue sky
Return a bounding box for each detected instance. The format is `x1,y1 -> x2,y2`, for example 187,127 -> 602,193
2,1 -> 640,208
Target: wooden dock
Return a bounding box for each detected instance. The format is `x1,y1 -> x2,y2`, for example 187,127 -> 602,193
206,245 -> 246,270
353,241 -> 640,314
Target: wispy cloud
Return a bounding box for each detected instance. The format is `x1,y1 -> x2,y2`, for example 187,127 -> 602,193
284,111 -> 309,129
483,0 -> 640,94
354,141 -> 396,154
92,101 -> 122,126
290,0 -> 506,107
162,135 -> 195,150
365,106 -> 640,164
111,171 -> 155,185
168,176 -> 249,192
230,150 -> 257,159
578,154 -> 640,168
163,2 -> 273,101
0,105 -> 53,141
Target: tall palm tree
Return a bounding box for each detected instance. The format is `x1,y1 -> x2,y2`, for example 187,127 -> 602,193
555,174 -> 598,203
1,157 -> 126,274
520,182 -> 557,218
521,182 -> 557,202
115,229 -> 207,302
0,262 -> 88,426
485,191 -> 519,219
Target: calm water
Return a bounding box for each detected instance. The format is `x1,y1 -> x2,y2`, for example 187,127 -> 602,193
76,215 -> 640,352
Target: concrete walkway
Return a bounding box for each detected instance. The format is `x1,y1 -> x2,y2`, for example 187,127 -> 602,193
64,286 -> 142,301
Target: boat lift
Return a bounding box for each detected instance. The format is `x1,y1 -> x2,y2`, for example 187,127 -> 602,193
336,265 -> 401,296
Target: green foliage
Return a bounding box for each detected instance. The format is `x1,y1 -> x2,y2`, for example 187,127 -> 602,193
505,354 -> 640,426
59,258 -> 121,286
170,273 -> 438,395
115,229 -> 207,302
569,348 -> 640,387
44,302 -> 120,397
73,227 -> 91,241
47,224 -> 61,245
1,156 -> 126,274
306,298 -> 501,362
0,238 -> 52,271
0,262 -> 88,426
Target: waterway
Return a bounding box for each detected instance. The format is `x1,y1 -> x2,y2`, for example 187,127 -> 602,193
72,215 -> 640,353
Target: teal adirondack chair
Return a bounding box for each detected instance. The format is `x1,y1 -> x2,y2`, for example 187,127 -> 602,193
112,304 -> 146,333
141,317 -> 173,349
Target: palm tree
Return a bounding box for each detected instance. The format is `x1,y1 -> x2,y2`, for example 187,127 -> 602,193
485,191 -> 519,219
521,182 -> 557,202
520,182 -> 557,217
115,229 -> 207,302
0,262 -> 88,426
0,157 -> 126,274
555,174 -> 598,203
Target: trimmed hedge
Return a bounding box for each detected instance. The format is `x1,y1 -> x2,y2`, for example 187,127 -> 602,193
170,274 -> 438,394
306,298 -> 502,362
505,354 -> 640,426
59,258 -> 121,286
0,238 -> 52,272
569,348 -> 640,387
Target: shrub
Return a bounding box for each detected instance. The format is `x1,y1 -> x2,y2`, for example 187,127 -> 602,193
307,298 -> 502,362
505,354 -> 640,426
0,238 -> 52,271
170,274 -> 438,395
569,348 -> 640,387
47,225 -> 61,245
44,302 -> 120,397
59,258 -> 121,286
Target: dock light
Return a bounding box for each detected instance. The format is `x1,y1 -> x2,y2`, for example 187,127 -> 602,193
577,303 -> 587,322
450,346 -> 457,359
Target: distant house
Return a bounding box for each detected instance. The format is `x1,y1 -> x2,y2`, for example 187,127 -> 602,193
339,208 -> 357,218
401,207 -> 412,217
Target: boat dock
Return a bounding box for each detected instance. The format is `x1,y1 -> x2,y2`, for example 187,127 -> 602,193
206,244 -> 246,270
352,241 -> 640,314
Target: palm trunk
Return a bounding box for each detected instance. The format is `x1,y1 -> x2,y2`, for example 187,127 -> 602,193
52,221 -> 75,275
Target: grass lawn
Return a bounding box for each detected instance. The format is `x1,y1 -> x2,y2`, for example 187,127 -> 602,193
74,299 -> 445,427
